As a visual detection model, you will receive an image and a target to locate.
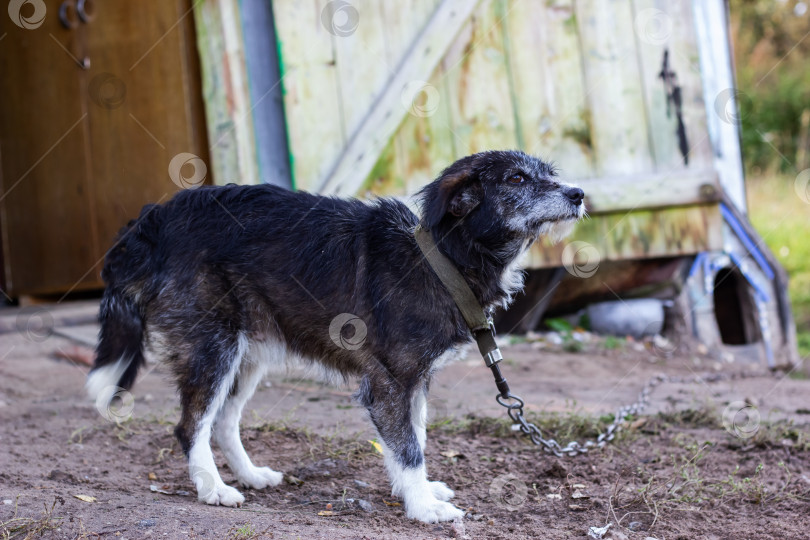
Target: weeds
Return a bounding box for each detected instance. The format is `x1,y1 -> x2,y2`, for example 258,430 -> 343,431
603,335 -> 625,350
544,318 -> 584,352
224,522 -> 272,539
434,408 -> 641,447
0,496 -> 64,540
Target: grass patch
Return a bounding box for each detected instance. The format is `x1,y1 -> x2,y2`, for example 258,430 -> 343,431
224,523 -> 273,540
435,404 -> 810,454
747,176 -> 810,358
434,408 -> 640,447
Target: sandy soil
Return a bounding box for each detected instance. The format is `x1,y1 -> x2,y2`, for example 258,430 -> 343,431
1,302 -> 809,539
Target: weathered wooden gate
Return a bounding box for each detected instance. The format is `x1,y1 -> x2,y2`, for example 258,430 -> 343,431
191,0 -> 796,365
267,0 -> 734,268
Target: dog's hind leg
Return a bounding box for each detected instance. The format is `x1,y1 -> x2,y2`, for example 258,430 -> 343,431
359,373 -> 463,523
214,355 -> 283,490
410,385 -> 454,502
175,333 -> 248,507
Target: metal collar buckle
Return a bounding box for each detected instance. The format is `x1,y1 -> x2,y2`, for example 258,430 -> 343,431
484,348 -> 503,368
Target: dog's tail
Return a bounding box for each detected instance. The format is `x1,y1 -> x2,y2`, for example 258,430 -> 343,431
86,285 -> 146,404
86,206 -> 160,405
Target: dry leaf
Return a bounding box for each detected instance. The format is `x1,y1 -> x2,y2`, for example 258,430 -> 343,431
284,475 -> 303,486
440,450 -> 462,458
368,440 -> 383,454
383,499 -> 401,507
150,485 -> 172,495
73,495 -> 96,503
588,523 -> 612,539
629,418 -> 647,430
147,472 -> 157,481
317,510 -> 335,516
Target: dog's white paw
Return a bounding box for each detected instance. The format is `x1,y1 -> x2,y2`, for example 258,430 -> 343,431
238,466 -> 283,490
406,498 -> 464,523
429,480 -> 455,501
198,483 -> 245,507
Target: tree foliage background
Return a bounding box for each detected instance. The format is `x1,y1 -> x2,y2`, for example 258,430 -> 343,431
730,0 -> 810,174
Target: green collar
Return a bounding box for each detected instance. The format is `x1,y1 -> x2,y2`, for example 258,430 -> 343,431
413,225 -> 504,372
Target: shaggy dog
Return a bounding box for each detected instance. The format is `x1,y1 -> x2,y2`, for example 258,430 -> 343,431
87,150 -> 584,523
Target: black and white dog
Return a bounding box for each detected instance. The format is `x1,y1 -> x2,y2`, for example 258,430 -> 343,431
87,150 -> 585,523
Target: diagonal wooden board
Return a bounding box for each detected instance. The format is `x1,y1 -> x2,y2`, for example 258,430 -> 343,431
317,0 -> 487,196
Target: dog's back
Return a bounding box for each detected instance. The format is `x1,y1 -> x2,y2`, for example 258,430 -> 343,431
88,184 -> 412,397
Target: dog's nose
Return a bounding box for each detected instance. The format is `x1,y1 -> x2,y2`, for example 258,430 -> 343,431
564,187 -> 584,205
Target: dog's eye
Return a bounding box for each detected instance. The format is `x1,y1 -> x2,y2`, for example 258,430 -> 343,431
508,174 -> 525,184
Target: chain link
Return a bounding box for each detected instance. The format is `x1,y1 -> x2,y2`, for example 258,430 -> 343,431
496,369 -> 774,457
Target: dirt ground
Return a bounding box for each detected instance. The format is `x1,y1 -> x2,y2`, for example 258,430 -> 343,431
1,301 -> 809,539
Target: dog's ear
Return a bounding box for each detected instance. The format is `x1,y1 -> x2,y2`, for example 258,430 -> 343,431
421,162 -> 482,228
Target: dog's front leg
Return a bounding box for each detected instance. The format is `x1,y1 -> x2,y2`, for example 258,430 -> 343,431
360,374 -> 463,523
411,385 -> 456,502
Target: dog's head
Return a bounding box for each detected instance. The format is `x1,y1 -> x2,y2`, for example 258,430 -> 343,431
418,150 -> 585,245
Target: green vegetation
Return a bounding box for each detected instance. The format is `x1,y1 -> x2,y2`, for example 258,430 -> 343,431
746,177 -> 810,357
730,0 -> 810,175
731,1 -> 810,360
544,317 -> 584,352
224,523 -> 272,540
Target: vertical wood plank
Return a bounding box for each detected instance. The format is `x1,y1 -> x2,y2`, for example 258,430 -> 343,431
380,0 -> 439,64
575,0 -> 653,176
273,0 -> 345,191
363,64 -> 458,197
504,0 -> 595,179
631,0 -> 713,172
332,0 -> 390,140
443,0 -> 518,155
377,0 -> 458,197
193,0 -> 258,185
317,0 -> 484,196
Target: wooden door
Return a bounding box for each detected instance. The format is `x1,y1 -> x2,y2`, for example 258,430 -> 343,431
0,0 -> 209,297
83,1 -> 209,260
0,0 -> 97,297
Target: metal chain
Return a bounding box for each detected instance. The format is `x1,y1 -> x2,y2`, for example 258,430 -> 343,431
495,369 -> 774,457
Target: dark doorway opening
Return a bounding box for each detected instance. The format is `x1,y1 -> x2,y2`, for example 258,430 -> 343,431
713,268 -> 760,345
